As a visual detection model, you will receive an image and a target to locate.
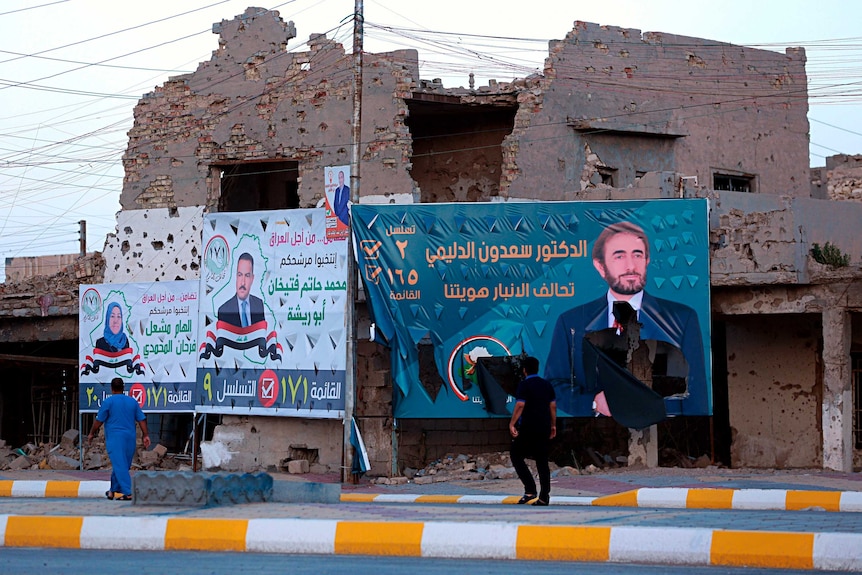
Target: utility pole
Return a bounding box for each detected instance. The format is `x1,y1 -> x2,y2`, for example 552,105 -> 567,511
78,220 -> 86,257
342,0 -> 363,483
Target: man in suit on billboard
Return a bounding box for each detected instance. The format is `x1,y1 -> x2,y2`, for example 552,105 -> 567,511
217,252 -> 265,328
544,221 -> 706,419
333,169 -> 350,227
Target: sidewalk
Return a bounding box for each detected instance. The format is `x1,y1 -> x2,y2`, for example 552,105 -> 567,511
2,467 -> 862,570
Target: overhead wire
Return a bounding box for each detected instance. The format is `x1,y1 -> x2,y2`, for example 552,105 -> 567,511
0,1 -> 354,281
0,1 -> 308,268
2,6 -> 862,271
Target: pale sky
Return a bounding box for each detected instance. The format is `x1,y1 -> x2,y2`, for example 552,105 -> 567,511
1,0 -> 860,280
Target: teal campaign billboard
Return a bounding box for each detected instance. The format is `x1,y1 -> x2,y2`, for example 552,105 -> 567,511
351,200 -> 711,421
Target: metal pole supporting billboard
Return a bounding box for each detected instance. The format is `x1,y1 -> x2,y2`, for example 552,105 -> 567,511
342,0 -> 363,483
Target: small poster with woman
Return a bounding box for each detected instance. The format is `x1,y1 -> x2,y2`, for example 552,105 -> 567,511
79,281 -> 199,413
81,299 -> 144,377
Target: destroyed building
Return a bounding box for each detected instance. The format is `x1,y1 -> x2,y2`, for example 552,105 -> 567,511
2,7 -> 860,474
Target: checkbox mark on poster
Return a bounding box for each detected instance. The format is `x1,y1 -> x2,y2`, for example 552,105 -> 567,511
261,378 -> 274,398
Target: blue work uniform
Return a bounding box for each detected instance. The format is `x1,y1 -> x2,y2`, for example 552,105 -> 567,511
96,394 -> 145,497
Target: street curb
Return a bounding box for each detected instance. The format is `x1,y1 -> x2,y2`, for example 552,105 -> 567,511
4,481 -> 862,512
0,480 -> 110,499
341,493 -> 599,505
343,488 -> 862,512
591,488 -> 862,512
1,514 -> 861,570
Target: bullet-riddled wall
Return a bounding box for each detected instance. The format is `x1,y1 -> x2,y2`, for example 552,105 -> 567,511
100,7 -> 861,473
725,314 -> 821,467
502,22 -> 810,199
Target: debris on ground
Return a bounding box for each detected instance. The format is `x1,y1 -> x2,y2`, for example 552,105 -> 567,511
369,451 -> 585,485
1,434 -> 714,480
367,446 -> 717,485
0,431 -> 193,472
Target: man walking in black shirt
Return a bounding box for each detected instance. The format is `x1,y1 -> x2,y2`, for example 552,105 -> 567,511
508,356 -> 557,506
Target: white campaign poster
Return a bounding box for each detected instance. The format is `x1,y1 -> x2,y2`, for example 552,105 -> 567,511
79,280 -> 199,412
196,209 -> 348,417
324,164 -> 350,241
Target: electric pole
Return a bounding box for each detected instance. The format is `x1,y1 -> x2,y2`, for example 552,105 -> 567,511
342,0 -> 363,483
78,220 -> 86,257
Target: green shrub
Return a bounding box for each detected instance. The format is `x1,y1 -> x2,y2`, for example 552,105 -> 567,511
810,242 -> 850,268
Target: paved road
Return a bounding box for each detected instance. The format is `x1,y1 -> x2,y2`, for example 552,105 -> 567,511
0,548 -> 833,575
2,467 -> 861,571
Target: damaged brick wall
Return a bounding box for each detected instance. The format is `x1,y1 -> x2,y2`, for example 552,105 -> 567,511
353,339 -> 394,473
709,197 -> 801,284
502,21 -> 809,199
104,8 -> 859,474
121,7 -> 417,213
0,253 -> 103,323
709,191 -> 862,286
821,154 -> 862,202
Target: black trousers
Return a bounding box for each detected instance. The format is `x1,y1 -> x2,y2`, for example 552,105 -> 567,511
510,433 -> 551,500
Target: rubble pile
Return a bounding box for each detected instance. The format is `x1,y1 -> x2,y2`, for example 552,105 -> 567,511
0,429 -> 191,472
370,451 -> 584,485
1,434 -> 714,479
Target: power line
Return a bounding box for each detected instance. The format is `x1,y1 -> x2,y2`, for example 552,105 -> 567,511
2,5 -> 862,268
0,0 -> 69,18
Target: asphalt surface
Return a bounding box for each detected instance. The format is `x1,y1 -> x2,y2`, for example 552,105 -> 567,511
2,466 -> 862,571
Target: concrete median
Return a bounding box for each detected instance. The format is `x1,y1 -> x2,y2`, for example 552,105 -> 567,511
1,514 -> 861,570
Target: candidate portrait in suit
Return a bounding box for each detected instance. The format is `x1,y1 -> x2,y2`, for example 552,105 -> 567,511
217,252 -> 266,328
544,221 -> 706,417
333,169 -> 350,226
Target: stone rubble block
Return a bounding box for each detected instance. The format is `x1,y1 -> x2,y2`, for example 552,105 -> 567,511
46,454 -> 80,470
287,459 -> 309,474
8,455 -> 33,470
138,450 -> 161,467
60,429 -> 79,449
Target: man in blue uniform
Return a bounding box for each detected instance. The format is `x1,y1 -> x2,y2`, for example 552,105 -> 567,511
87,378 -> 150,500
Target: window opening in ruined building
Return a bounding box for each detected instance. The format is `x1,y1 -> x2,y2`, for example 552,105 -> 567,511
598,167 -> 617,187
215,161 -> 300,212
0,340 -> 78,447
405,97 -> 517,203
282,445 -> 319,471
853,352 -> 862,449
713,173 -> 754,193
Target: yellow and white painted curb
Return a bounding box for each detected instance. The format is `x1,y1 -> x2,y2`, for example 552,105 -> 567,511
0,480 -> 110,499
590,488 -> 862,512
1,514 -> 861,570
342,488 -> 862,512
4,481 -> 862,512
341,493 -> 597,505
